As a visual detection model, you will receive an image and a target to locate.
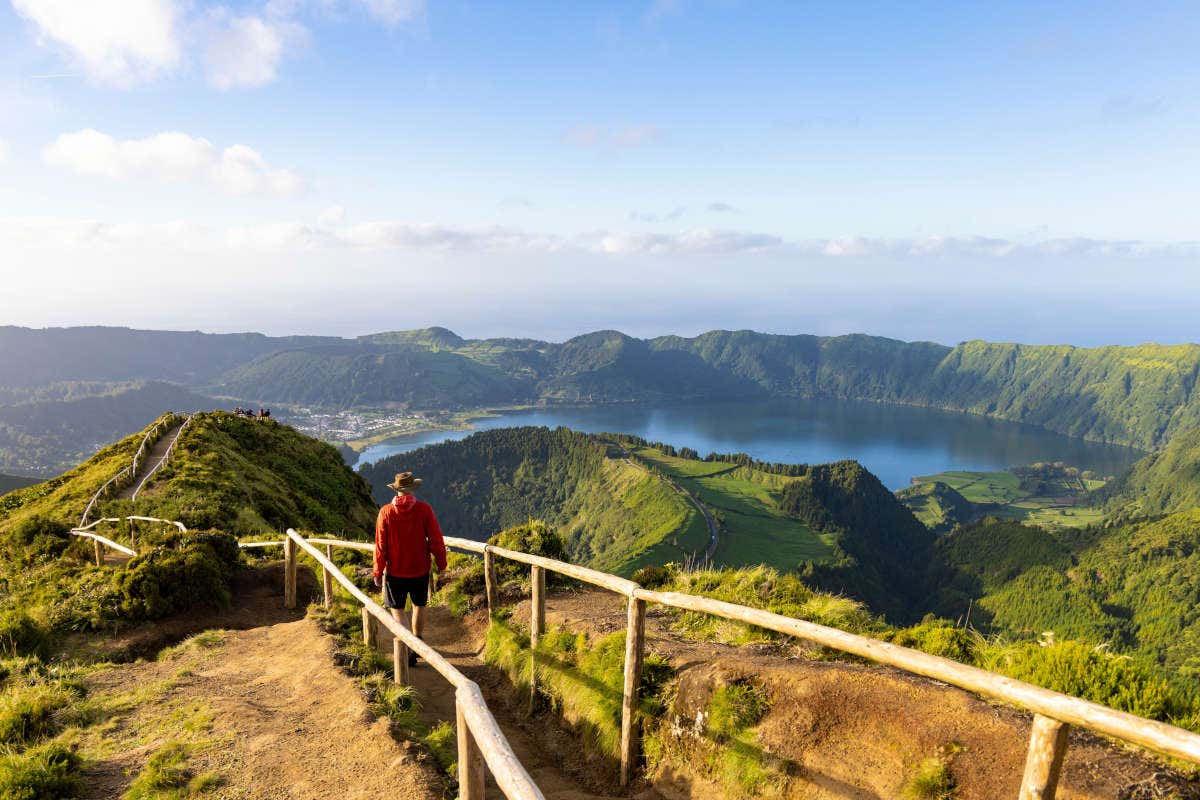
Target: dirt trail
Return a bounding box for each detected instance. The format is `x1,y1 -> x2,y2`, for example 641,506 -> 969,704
375,605 -> 652,800
117,418 -> 185,500
80,570 -> 442,800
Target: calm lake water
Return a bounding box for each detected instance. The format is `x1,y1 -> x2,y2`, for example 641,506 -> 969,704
354,399 -> 1143,490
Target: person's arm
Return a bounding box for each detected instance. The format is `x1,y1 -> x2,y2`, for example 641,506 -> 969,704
426,506 -> 448,573
373,508 -> 387,585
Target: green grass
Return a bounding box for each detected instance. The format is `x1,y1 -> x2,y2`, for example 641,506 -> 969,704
0,741 -> 84,800
900,753 -> 956,800
122,741 -> 220,799
912,470 -> 1023,505
633,448 -> 836,568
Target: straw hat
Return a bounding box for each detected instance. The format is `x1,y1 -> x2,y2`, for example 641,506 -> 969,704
387,471 -> 423,492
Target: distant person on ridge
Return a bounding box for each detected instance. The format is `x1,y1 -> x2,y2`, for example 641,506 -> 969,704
372,471 -> 447,667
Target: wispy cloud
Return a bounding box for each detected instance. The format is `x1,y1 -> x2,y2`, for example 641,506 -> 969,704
564,124 -> 663,148
630,206 -> 686,223
202,9 -> 307,90
43,129 -> 307,196
706,202 -> 738,214
1101,95 -> 1169,121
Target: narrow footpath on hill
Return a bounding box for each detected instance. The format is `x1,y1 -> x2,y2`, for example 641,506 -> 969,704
117,418 -> 186,500
76,568 -> 443,800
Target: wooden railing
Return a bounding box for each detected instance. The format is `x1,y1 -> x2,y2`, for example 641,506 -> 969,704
79,413 -> 188,526
71,515 -> 187,565
272,530 -> 543,800
263,531 -> 1200,799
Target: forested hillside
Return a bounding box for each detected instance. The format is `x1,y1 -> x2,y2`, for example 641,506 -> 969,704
1101,428 -> 1200,516
7,325 -> 1200,452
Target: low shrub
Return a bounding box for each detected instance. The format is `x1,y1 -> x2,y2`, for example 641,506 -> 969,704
0,681 -> 82,745
3,516 -> 72,566
114,542 -> 232,621
0,613 -> 46,659
886,617 -> 976,662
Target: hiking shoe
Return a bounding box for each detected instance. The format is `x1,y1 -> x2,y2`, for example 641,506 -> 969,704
408,650 -> 419,668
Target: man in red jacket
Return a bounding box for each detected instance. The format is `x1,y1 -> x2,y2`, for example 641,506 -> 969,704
372,471 -> 448,667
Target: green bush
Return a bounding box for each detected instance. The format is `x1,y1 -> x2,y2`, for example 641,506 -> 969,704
986,637 -> 1196,723
489,521 -> 565,583
0,741 -> 83,800
631,564 -> 677,589
115,543 -> 231,621
3,516 -> 72,566
886,618 -> 976,662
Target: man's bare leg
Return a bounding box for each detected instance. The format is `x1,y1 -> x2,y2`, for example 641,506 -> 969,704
412,605 -> 426,638
390,607 -> 411,633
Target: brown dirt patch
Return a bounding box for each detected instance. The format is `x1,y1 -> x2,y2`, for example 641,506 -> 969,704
78,616 -> 443,800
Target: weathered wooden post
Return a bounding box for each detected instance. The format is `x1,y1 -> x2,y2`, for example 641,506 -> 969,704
322,544 -> 334,609
456,699 -> 485,800
393,636 -> 410,686
93,538 -> 103,567
128,517 -> 136,551
483,547 -> 498,615
529,564 -> 545,707
362,607 -> 376,648
283,535 -> 297,609
620,595 -> 647,787
1019,715 -> 1069,800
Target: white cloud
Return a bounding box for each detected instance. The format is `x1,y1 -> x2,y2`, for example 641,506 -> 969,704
564,124 -> 663,148
592,229 -> 782,255
12,0 -> 181,85
356,0 -> 424,25
203,12 -> 303,90
629,207 -> 687,223
43,129 -> 307,196
706,202 -> 738,214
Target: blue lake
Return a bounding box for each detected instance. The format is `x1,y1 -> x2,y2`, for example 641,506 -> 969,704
354,398 -> 1143,490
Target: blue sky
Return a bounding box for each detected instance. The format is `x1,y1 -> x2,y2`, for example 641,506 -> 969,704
0,0 -> 1197,344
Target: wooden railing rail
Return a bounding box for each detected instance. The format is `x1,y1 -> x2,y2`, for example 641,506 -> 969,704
280,530 -> 544,800
253,532 -> 1200,797
71,515 -> 189,565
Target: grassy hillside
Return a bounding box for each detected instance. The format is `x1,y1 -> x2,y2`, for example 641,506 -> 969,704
0,381 -> 218,476
123,412 -> 377,536
360,428 -> 938,617
359,427 -> 706,574
903,464 -> 1109,531
1102,429 -> 1200,517
631,445 -> 836,567
895,481 -> 974,532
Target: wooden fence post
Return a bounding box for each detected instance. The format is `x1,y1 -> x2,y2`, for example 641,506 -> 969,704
93,538 -> 103,567
362,607 -> 376,648
322,544 -> 334,609
457,699 -> 486,800
620,596 -> 647,788
128,518 -> 136,551
283,536 -> 297,609
529,565 -> 545,708
1019,714 -> 1069,800
393,636 -> 410,686
484,547 -> 498,615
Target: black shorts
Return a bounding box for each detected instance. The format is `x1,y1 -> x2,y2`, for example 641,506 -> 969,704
384,573 -> 430,609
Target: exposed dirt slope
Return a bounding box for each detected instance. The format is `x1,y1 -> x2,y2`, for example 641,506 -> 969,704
498,588 -> 1200,800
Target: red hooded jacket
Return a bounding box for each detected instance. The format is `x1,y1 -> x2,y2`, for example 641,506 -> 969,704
373,494 -> 448,579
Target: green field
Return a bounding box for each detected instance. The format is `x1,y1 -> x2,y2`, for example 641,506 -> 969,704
632,447 -> 836,568
908,468 -> 1104,529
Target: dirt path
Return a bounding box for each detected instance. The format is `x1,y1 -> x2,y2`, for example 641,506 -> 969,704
370,604 -> 656,800
117,418 -> 185,500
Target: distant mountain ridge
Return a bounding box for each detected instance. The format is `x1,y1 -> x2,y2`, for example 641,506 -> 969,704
6,325 -> 1200,450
